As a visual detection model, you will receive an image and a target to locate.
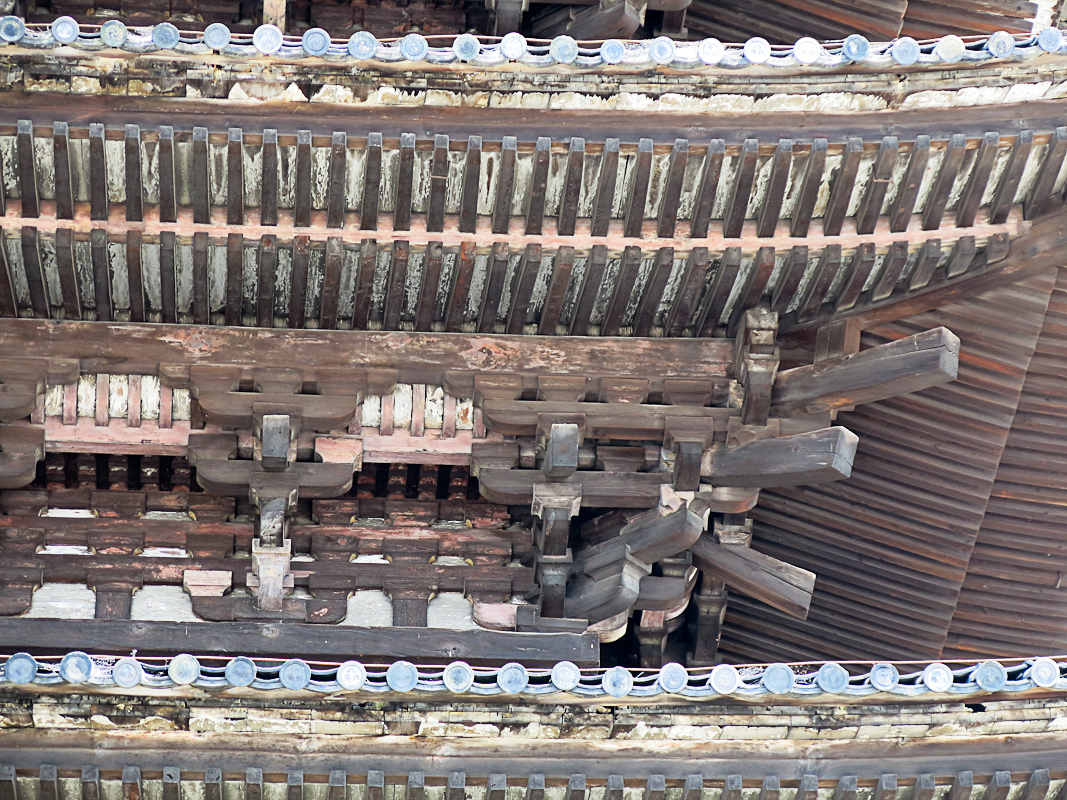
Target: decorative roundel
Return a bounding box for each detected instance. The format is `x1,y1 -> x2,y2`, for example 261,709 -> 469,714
1038,26 -> 1064,53
500,31 -> 527,61
601,39 -> 626,65
841,33 -> 870,61
152,22 -> 181,50
891,37 -> 920,66
112,657 -> 143,689
793,36 -> 823,65
697,38 -> 724,65
59,651 -> 94,683
1029,657 -> 1060,688
253,24 -> 284,55
497,661 -> 529,694
336,660 -> 367,691
549,35 -> 579,64
168,653 -> 201,685
225,656 -> 257,687
302,27 -> 331,56
0,15 -> 26,43
934,34 -> 965,63
51,16 -> 80,44
348,30 -> 378,59
452,32 -> 481,61
4,653 -> 37,685
868,662 -> 900,691
709,663 -> 740,695
973,659 -> 1008,693
400,33 -> 429,62
550,660 -> 582,691
443,661 -> 475,693
743,36 -> 771,64
601,666 -> 633,698
761,662 -> 795,695
203,22 -> 231,50
278,658 -> 312,690
658,662 -> 689,694
386,660 -> 419,692
649,36 -> 675,65
816,662 -> 850,694
921,662 -> 954,693
986,31 -> 1016,59
100,20 -> 128,48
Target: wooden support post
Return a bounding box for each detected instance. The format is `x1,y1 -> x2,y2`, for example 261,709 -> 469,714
53,122 -> 74,220
263,0 -> 286,29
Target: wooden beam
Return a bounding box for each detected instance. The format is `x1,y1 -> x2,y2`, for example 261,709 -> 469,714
703,427 -> 860,488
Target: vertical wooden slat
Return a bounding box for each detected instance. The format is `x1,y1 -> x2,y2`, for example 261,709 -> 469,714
0,767 -> 14,800
81,768 -> 100,800
95,375 -> 110,427
956,132 -> 1000,228
1024,126 -> 1067,220
327,772 -> 346,800
526,136 -> 551,235
602,245 -> 642,336
227,127 -> 245,226
989,131 -> 1032,224
53,121 -> 74,220
493,136 -> 517,235
539,246 -> 574,335
326,131 -> 348,229
722,775 -> 742,800
126,230 -> 144,322
506,243 -> 541,335
352,239 -> 377,329
946,235 -> 977,278
245,769 -> 262,800
909,238 -> 942,290
319,236 -> 343,330
756,777 -> 778,800
946,772 -> 973,800
834,243 -> 877,312
205,769 -> 222,800
657,139 -> 689,238
557,137 -> 585,237
634,246 -> 674,337
487,776 -> 507,800
445,241 -> 477,332
411,384 -> 426,436
727,246 -> 775,335
415,241 -> 443,332
406,774 -> 425,800
122,767 -> 142,800
525,776 -> 545,800
570,244 -> 607,335
592,138 -> 620,237
161,770 -> 179,800
17,120 -> 39,218
158,126 -> 177,224
366,773 -> 384,800
797,244 -> 841,321
770,245 -> 808,314
294,130 -> 313,228
91,228 -> 111,322
888,135 -> 930,232
856,136 -> 898,235
427,135 -> 450,234
40,766 -> 58,800
696,246 -> 742,336
756,139 -> 793,237
361,133 -> 382,231
564,776 -> 585,800
288,235 -> 311,328
55,228 -> 81,320
823,137 -> 863,236
478,241 -> 509,333
394,133 -> 416,232
257,234 -> 277,327
870,240 -> 909,301
0,145 -> 6,216
691,139 -> 725,239
446,774 -> 466,800
383,240 -> 409,330
0,228 -> 16,318
225,233 -> 244,326
192,231 -> 209,325
159,230 -> 177,323
922,134 -> 967,230
624,138 -> 654,238
913,776 -> 935,800
89,123 -> 110,221
723,139 -> 758,238
681,777 -> 703,800
128,375 -> 142,428
124,124 -> 143,223
286,771 -> 302,800
790,139 -> 827,237
664,247 -> 709,336
261,129 -> 279,226
1022,770 -> 1050,800
22,226 -> 49,318
831,778 -> 857,800
191,126 -> 210,225
63,383 -> 77,425
459,136 -> 482,234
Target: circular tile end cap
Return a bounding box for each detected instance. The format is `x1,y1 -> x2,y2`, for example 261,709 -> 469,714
869,662 -> 900,691
1029,657 -> 1060,688
973,659 -> 1007,692
934,34 -> 965,63
601,665 -> 633,698
709,663 -> 740,694
443,661 -> 475,693
816,662 -> 850,694
168,653 -> 200,685
253,23 -> 284,55
400,32 -> 429,61
497,661 -> 529,694
100,19 -> 128,48
697,37 -> 724,65
550,660 -> 582,691
793,36 -> 823,64
0,15 -> 26,43
60,651 -> 94,683
5,653 -> 37,685
500,31 -> 526,60
743,36 -> 771,64
987,30 -> 1016,58
152,22 -> 181,50
921,662 -> 954,693
550,34 -> 579,64
658,661 -> 689,693
601,39 -> 626,64
1038,26 -> 1063,52
225,656 -> 257,687
762,662 -> 795,694
51,15 -> 80,44
279,658 -> 312,690
453,32 -> 480,61
113,657 -> 143,689
302,27 -> 331,56
891,37 -> 920,66
841,33 -> 869,61
649,36 -> 675,64
336,660 -> 367,691
386,660 -> 419,692
348,30 -> 377,59
203,22 -> 230,50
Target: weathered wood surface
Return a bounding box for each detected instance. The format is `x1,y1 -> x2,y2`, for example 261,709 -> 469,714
703,428 -> 859,488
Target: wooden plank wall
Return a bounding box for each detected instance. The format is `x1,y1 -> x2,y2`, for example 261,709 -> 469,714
717,270 -> 1058,662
